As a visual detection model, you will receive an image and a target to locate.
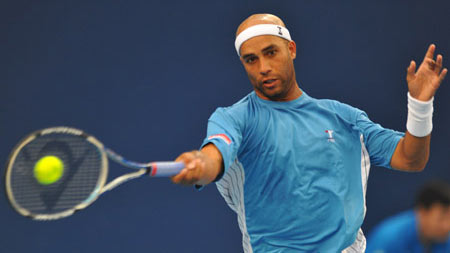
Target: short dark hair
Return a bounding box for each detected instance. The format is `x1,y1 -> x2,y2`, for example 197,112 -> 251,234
415,180 -> 450,209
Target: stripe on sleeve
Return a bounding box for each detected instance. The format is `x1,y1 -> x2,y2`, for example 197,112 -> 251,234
208,134 -> 232,145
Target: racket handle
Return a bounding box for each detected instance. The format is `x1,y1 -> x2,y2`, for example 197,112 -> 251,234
149,162 -> 185,177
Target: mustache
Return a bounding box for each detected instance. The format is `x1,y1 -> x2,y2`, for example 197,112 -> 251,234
259,76 -> 280,85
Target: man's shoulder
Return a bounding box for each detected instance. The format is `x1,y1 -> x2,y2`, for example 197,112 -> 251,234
314,97 -> 363,114
309,95 -> 365,123
369,210 -> 416,241
378,210 -> 416,230
213,92 -> 255,116
208,92 -> 255,126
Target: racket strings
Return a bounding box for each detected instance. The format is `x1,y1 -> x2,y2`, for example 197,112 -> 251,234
8,133 -> 104,217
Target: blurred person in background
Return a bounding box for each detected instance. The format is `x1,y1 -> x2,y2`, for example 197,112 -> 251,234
367,180 -> 450,252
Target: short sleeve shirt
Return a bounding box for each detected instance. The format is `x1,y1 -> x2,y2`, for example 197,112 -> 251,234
201,91 -> 403,252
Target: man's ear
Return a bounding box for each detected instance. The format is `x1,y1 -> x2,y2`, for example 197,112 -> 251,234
288,40 -> 297,59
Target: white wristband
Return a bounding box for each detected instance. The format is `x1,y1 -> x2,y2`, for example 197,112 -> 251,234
406,92 -> 434,137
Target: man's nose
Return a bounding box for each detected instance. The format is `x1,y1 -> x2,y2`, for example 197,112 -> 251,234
259,59 -> 271,76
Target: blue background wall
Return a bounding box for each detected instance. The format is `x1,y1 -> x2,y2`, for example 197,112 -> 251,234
1,1 -> 449,252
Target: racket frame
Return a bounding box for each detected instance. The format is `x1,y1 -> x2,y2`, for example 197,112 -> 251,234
5,127 -> 184,220
5,127 -> 109,220
4,127 -> 178,220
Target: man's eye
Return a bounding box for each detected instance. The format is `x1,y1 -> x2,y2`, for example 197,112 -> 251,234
246,57 -> 257,63
267,50 -> 276,56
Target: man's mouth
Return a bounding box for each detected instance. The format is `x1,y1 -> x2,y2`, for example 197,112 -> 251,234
262,79 -> 278,88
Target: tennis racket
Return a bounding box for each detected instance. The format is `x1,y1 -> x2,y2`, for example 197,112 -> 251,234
4,126 -> 185,220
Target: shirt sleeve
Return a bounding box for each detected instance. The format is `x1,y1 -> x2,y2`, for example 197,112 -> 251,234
200,107 -> 243,178
356,112 -> 404,169
366,222 -> 403,252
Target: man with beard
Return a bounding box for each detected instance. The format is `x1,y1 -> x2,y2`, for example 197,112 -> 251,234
171,14 -> 447,252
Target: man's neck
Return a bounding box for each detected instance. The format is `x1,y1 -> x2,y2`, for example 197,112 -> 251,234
284,83 -> 302,101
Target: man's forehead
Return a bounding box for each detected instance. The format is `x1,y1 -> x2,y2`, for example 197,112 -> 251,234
429,203 -> 450,213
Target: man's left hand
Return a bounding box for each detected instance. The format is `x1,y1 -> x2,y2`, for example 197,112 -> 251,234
406,44 -> 447,101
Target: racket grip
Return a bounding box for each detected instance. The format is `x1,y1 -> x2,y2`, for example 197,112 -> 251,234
149,162 -> 185,177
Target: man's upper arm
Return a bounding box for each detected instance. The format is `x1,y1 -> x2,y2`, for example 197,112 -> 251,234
356,112 -> 404,169
200,107 -> 244,180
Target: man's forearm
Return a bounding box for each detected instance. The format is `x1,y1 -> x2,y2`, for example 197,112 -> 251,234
391,132 -> 430,171
197,144 -> 224,185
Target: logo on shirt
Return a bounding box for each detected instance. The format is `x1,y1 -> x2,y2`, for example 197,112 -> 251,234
325,130 -> 335,143
208,134 -> 232,145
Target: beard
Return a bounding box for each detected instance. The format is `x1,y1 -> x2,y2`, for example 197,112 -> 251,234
256,82 -> 288,100
252,74 -> 295,101
246,61 -> 296,101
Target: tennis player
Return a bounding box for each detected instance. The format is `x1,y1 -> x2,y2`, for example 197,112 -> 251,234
366,181 -> 450,252
171,14 -> 447,252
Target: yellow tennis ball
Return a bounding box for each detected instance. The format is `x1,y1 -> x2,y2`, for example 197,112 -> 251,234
33,156 -> 64,185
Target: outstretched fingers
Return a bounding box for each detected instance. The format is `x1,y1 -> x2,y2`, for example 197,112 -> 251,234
406,60 -> 416,83
407,44 -> 447,98
435,54 -> 443,74
438,68 -> 448,85
424,44 -> 436,61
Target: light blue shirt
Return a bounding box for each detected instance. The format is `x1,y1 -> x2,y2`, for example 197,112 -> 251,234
202,91 -> 403,252
367,210 -> 450,253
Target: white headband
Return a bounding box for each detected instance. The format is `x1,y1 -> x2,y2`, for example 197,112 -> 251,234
234,24 -> 292,56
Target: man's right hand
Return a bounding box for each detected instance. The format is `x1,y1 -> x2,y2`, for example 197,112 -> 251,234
171,144 -> 223,186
